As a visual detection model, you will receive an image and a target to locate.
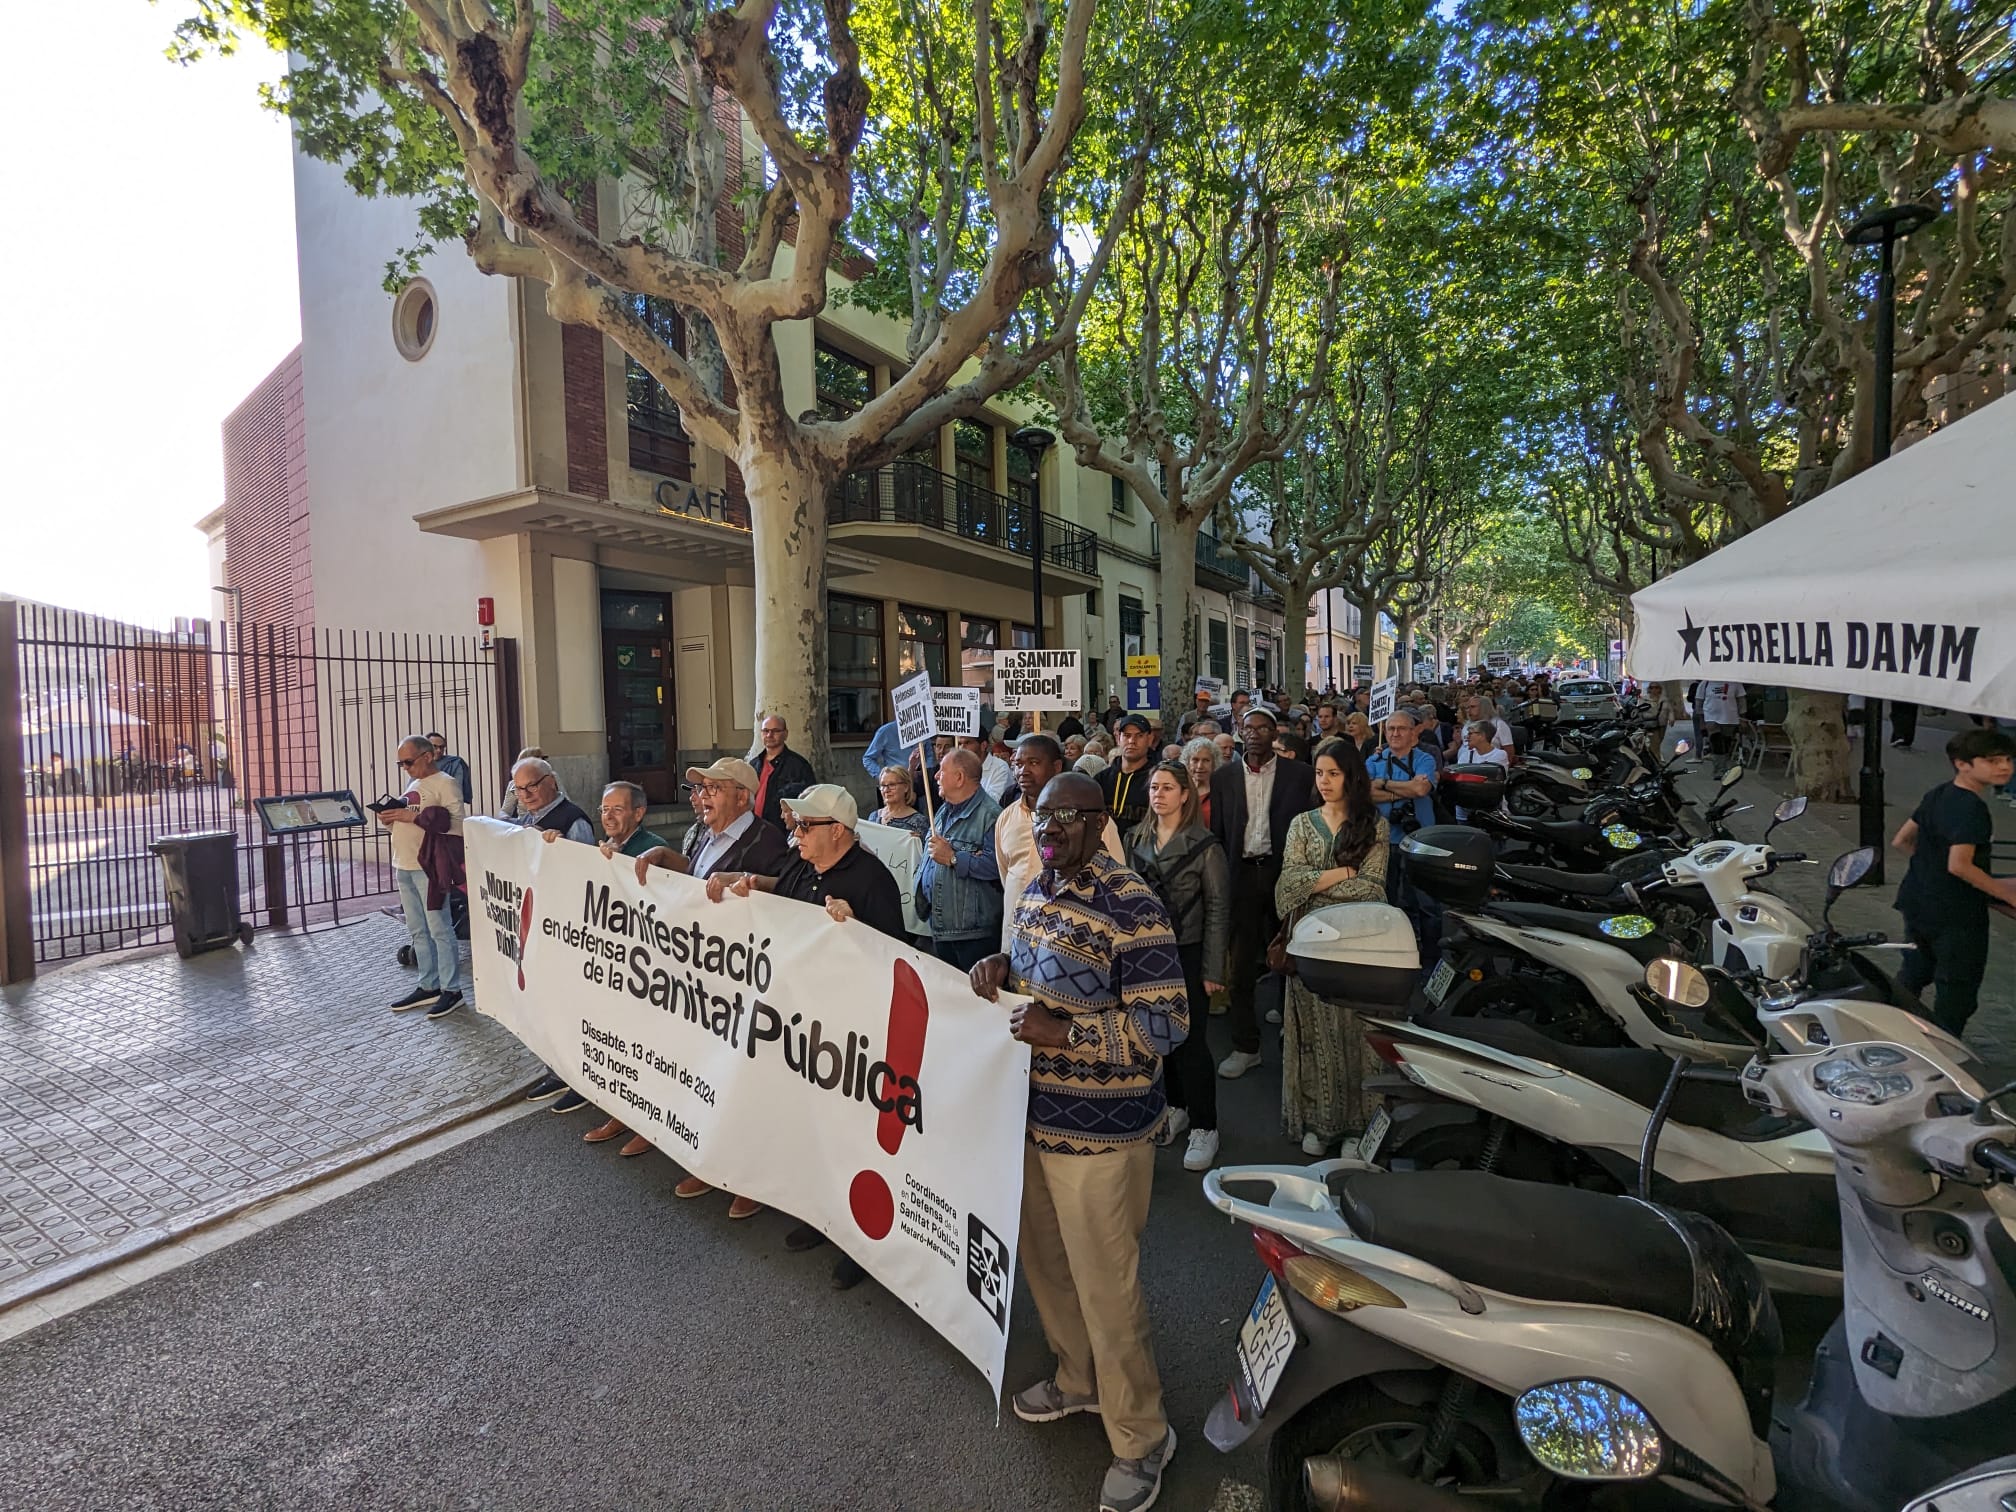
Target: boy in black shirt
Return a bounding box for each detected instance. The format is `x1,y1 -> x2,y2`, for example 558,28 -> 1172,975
1891,726 -> 2016,1036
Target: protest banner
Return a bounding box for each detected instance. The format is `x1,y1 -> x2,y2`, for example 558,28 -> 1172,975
1367,675 -> 1398,724
930,686 -> 982,737
857,818 -> 927,935
993,648 -> 1080,711
892,669 -> 934,748
467,819 -> 1031,1397
1353,662 -> 1374,684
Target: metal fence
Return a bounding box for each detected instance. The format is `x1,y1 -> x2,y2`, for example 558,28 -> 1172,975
1,599 -> 520,976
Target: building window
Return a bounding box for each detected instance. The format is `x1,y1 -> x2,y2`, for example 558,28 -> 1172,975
1110,476 -> 1131,517
959,616 -> 998,689
1087,657 -> 1103,706
955,420 -> 992,492
1007,437 -> 1039,520
392,279 -> 438,362
897,604 -> 948,686
1084,587 -> 1101,616
626,295 -> 692,480
1208,619 -> 1230,682
815,342 -> 873,420
1235,625 -> 1250,687
1011,623 -> 1038,650
1118,595 -> 1145,660
828,593 -> 882,737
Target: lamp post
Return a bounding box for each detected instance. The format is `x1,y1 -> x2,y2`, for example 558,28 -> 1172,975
1010,427 -> 1056,649
1843,202 -> 1938,885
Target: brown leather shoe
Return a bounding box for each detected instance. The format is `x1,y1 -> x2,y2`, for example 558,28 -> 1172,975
726,1194 -> 764,1220
583,1118 -> 629,1144
673,1176 -> 714,1199
619,1133 -> 653,1157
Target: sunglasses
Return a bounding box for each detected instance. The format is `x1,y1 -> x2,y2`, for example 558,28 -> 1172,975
788,818 -> 838,835
397,757 -> 419,768
1031,807 -> 1089,827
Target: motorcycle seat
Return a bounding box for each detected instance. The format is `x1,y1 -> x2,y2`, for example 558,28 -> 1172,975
1417,1013 -> 1787,1138
1498,816 -> 1604,850
1496,863 -> 1627,900
1330,1170 -> 1782,1369
1480,899 -> 1680,964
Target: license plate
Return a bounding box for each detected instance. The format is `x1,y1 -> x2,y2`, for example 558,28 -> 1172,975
1236,1274 -> 1297,1416
1358,1106 -> 1392,1164
1425,958 -> 1457,1006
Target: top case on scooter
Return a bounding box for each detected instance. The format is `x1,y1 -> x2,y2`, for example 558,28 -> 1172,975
1400,826 -> 1496,908
1288,903 -> 1419,1006
1439,763 -> 1509,812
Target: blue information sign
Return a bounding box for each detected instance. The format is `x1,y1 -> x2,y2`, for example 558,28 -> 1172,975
1126,676 -> 1161,712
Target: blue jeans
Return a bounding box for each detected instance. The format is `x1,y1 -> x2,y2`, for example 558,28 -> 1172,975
397,868 -> 462,993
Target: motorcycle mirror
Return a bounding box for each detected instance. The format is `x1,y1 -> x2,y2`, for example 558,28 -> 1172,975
1643,957 -> 1711,1008
1773,795 -> 1808,824
1828,847 -> 1876,892
1672,739 -> 1691,756
1718,765 -> 1743,788
1513,1381 -> 1665,1482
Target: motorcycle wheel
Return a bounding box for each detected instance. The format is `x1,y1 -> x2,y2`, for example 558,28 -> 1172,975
1265,1378 -> 1547,1512
1506,783 -> 1557,819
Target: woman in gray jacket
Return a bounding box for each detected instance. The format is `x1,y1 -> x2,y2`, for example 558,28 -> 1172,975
1126,760 -> 1231,1171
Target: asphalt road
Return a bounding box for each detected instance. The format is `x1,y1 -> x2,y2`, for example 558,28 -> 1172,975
0,1015 -> 1294,1512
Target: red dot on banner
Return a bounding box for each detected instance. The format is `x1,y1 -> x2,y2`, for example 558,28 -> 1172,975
849,1169 -> 894,1240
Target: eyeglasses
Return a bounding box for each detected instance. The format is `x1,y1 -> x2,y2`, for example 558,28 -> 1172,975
1032,807 -> 1089,827
789,818 -> 838,835
512,780 -> 551,795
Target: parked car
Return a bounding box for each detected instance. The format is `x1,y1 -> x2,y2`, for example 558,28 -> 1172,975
1553,677 -> 1622,723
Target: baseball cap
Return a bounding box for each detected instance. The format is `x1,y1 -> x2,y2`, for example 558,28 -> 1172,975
783,784 -> 859,830
1115,712 -> 1152,733
685,756 -> 758,793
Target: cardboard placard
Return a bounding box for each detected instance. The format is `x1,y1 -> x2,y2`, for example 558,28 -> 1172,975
892,669 -> 934,747
931,686 -> 982,737
993,649 -> 1080,712
1367,675 -> 1399,724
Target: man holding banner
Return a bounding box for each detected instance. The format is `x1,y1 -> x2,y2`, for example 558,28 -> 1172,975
969,771 -> 1186,1512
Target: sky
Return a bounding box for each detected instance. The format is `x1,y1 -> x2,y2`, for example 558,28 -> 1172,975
0,4 -> 300,628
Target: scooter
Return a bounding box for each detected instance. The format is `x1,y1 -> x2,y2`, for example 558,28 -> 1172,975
1203,873 -> 2016,1511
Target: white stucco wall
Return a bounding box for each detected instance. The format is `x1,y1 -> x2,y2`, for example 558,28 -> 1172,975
291,146 -> 521,635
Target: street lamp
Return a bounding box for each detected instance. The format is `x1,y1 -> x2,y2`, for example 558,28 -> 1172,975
1011,426 -> 1056,649
1842,201 -> 1938,884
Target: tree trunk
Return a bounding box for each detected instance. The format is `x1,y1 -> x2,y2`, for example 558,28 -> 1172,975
1156,513 -> 1203,735
740,440 -> 834,778
1394,613 -> 1415,680
1278,574 -> 1313,706
1786,689 -> 1854,803
1433,628 -> 1447,678
1356,597 -> 1380,681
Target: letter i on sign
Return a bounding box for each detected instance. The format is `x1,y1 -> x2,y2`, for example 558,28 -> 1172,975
848,960 -> 930,1241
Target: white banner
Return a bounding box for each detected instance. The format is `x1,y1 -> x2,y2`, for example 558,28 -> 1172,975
892,669 -> 935,748
857,819 -> 927,936
467,819 -> 1031,1395
931,686 -> 982,737
994,649 -> 1080,711
1367,675 -> 1398,724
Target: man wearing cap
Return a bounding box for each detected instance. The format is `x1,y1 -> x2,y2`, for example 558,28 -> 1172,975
1097,713 -> 1156,832
705,783 -> 906,1289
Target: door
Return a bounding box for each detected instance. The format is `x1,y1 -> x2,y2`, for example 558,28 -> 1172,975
601,590 -> 677,804
676,638 -> 715,767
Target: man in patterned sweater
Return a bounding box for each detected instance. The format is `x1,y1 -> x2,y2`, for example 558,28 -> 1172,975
967,771 -> 1188,1512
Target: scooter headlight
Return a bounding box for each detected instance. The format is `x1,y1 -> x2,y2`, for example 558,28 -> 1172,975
1514,1380 -> 1665,1480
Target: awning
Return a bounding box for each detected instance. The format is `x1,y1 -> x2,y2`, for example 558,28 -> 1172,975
1628,394 -> 2016,717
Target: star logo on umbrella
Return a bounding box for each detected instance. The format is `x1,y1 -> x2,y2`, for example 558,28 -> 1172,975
1677,609 -> 1705,665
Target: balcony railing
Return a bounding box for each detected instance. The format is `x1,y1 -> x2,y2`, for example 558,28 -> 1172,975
1195,531 -> 1251,592
829,458 -> 1099,576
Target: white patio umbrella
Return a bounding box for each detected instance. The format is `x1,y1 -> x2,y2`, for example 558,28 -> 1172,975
1628,393 -> 2016,718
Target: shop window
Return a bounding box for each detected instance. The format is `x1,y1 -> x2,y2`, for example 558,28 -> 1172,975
828,593 -> 882,737
959,616 -> 999,689
897,604 -> 949,686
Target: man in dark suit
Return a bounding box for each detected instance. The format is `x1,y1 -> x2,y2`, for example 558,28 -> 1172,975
1207,707 -> 1315,1079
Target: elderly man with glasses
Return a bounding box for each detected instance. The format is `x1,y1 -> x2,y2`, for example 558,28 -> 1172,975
750,713 -> 816,828
379,733 -> 468,1018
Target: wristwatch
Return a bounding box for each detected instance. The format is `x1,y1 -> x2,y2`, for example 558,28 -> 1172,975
1064,1018 -> 1095,1050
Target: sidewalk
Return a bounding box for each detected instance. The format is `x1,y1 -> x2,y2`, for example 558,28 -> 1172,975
1668,714 -> 2015,1062
0,915 -> 539,1315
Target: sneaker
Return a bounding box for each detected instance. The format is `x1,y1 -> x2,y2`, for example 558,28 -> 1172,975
390,987 -> 440,1012
551,1090 -> 590,1114
1154,1108 -> 1191,1149
1301,1131 -> 1328,1157
425,990 -> 464,1019
525,1074 -> 568,1102
1012,1378 -> 1101,1423
1099,1425 -> 1176,1512
1183,1129 -> 1220,1172
1217,1050 -> 1263,1080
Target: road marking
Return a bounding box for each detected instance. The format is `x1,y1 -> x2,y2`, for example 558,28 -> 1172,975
0,1101 -> 536,1346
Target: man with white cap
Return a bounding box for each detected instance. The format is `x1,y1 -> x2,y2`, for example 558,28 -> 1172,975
634,754 -> 788,1219
705,783 -> 907,1287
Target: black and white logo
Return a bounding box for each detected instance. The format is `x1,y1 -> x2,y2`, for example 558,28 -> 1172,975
1674,606 -> 1980,684
966,1213 -> 1010,1332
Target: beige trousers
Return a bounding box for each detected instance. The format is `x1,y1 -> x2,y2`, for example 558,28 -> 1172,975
1019,1140 -> 1167,1458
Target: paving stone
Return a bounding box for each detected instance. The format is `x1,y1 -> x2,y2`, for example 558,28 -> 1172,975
0,914 -> 536,1308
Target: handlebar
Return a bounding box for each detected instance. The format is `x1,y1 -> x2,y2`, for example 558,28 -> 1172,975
1977,1144 -> 2016,1183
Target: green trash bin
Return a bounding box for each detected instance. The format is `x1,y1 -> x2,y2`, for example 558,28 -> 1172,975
149,830 -> 253,958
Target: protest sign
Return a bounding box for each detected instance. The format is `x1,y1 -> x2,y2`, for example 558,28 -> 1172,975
858,819 -> 927,936
1193,676 -> 1223,699
892,669 -> 934,748
931,686 -> 982,737
1486,651 -> 1514,671
993,649 -> 1079,711
1353,663 -> 1374,684
1367,675 -> 1399,724
467,819 -> 1031,1396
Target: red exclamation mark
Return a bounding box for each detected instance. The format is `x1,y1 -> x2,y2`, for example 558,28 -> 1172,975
517,886 -> 535,991
848,958 -> 930,1240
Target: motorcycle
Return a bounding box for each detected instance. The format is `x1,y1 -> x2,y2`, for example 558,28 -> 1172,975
1202,873 -> 2016,1511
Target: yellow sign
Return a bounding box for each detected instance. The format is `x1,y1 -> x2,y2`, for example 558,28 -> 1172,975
1125,655 -> 1161,678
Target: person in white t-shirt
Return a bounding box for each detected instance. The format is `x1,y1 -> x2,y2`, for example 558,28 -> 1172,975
1454,722 -> 1511,819
1699,681 -> 1747,758
378,734 -> 467,1016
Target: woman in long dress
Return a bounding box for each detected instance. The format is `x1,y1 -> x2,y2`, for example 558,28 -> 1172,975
1275,737 -> 1389,1154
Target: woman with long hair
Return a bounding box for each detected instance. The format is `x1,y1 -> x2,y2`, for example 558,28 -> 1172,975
1275,737 -> 1389,1154
1125,760 -> 1230,1171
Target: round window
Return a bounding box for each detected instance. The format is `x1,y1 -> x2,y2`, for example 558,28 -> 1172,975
392,279 -> 438,362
